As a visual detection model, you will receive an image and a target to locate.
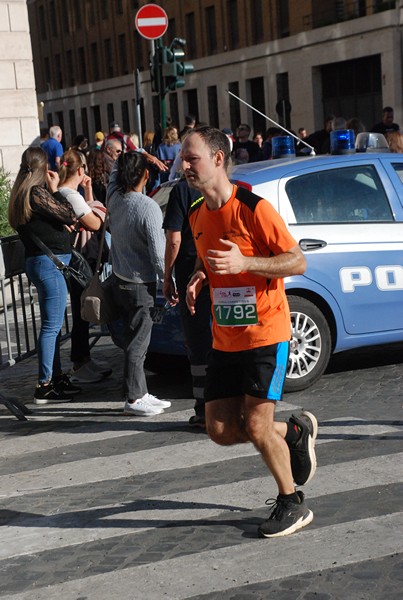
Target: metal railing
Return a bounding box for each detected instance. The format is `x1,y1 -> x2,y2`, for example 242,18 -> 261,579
0,234 -> 109,420
0,234 -> 71,370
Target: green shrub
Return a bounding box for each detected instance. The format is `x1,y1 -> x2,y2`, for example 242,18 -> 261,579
0,167 -> 13,238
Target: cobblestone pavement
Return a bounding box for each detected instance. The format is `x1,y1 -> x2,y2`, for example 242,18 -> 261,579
0,337 -> 402,600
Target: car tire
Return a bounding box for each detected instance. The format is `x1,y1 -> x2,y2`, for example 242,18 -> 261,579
285,295 -> 332,393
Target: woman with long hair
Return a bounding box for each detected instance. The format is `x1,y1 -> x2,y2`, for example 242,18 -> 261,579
385,130 -> 403,153
87,149 -> 108,205
107,151 -> 170,416
58,148 -> 110,383
156,125 -> 181,183
8,146 -> 79,404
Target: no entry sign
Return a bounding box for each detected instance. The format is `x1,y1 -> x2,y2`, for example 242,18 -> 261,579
135,4 -> 168,40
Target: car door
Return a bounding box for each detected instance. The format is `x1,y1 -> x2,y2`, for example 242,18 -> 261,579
255,159 -> 403,338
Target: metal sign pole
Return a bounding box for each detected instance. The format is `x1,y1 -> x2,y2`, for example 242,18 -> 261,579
134,69 -> 143,146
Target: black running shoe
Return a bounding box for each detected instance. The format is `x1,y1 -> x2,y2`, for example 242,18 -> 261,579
188,414 -> 206,428
258,490 -> 313,538
53,374 -> 82,396
288,411 -> 318,486
34,382 -> 73,405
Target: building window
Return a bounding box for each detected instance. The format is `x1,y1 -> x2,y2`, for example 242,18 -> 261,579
81,107 -> 89,139
91,105 -> 102,133
44,57 -> 51,90
276,72 -> 291,129
74,0 -> 82,31
228,81 -> 240,131
107,103 -> 115,127
168,18 -> 176,41
249,77 -> 266,134
91,43 -> 100,81
207,86 -> 219,128
50,1 -> 58,36
121,101 -> 130,133
117,0 -> 123,15
101,1 -> 109,20
66,50 -> 74,87
134,31 -> 144,70
250,0 -> 263,44
38,5 -> 47,41
321,55 -> 382,130
69,109 -> 77,143
227,0 -> 239,49
185,89 -> 199,122
169,93 -> 179,130
56,111 -> 65,138
89,0 -> 96,25
118,34 -> 128,75
185,13 -> 196,58
78,47 -> 86,84
55,54 -> 63,88
205,6 -> 217,54
104,39 -> 114,78
277,0 -> 289,37
61,2 -> 70,33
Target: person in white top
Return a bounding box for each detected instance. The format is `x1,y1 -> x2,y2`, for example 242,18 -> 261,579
58,149 -> 111,383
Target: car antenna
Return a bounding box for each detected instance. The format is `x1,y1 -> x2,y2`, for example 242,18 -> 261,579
227,90 -> 316,156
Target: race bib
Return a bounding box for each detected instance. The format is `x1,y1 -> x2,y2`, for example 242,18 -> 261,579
213,286 -> 258,327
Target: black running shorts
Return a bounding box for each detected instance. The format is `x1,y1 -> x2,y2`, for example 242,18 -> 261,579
204,341 -> 290,402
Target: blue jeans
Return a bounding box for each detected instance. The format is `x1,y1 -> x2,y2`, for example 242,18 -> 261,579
25,253 -> 70,384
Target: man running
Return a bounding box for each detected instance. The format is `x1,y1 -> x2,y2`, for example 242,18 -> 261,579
183,126 -> 317,538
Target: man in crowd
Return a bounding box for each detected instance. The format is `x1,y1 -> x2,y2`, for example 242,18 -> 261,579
41,125 -> 63,170
163,177 -> 212,428
232,123 -> 260,163
183,126 -> 318,538
371,106 -> 400,135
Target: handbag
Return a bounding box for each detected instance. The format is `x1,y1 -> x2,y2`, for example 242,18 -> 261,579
80,215 -> 120,325
29,232 -> 93,289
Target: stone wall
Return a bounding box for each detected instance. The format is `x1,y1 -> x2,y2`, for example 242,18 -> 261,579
0,0 -> 39,178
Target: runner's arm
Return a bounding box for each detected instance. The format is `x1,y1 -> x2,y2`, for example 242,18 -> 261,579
206,239 -> 306,278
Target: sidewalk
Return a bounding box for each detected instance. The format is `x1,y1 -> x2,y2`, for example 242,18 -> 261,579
0,333 -> 193,421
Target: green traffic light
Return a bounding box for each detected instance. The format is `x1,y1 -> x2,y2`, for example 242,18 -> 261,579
156,40 -> 195,93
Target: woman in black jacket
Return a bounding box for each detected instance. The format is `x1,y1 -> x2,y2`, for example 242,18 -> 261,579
8,146 -> 81,404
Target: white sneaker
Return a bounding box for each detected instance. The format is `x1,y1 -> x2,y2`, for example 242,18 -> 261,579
144,393 -> 171,408
123,398 -> 164,416
70,363 -> 104,384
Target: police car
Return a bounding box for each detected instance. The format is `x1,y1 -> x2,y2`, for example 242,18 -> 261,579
148,133 -> 403,392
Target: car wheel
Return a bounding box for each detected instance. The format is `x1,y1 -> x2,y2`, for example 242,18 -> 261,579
285,295 -> 332,392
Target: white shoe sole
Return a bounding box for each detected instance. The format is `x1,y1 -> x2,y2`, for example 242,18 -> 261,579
147,400 -> 171,408
301,410 -> 318,485
33,398 -> 72,405
259,509 -> 314,538
123,409 -> 164,416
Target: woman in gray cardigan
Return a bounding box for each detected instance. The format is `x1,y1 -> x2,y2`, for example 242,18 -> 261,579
107,151 -> 171,416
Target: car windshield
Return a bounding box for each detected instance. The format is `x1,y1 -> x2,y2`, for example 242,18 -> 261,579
285,165 -> 394,224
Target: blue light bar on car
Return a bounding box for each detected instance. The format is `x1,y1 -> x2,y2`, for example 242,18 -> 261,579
272,135 -> 295,159
330,129 -> 355,155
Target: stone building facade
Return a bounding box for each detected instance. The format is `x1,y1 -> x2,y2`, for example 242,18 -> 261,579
27,0 -> 402,147
0,0 -> 39,176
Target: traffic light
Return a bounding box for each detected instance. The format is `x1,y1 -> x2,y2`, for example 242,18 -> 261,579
162,39 -> 194,92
